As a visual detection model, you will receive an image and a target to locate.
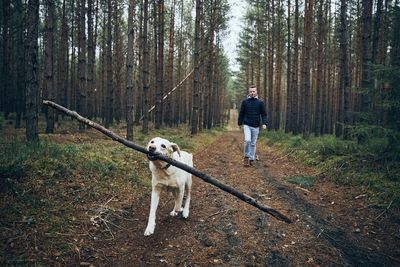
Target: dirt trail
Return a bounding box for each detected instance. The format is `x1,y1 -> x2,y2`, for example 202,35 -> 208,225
71,111 -> 399,266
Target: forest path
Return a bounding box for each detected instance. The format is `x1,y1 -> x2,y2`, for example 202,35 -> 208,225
81,110 -> 399,266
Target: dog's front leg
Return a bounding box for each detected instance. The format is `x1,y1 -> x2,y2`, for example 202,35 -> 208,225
144,188 -> 160,236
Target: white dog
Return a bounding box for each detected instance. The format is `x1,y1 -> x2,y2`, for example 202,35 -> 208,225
144,137 -> 193,236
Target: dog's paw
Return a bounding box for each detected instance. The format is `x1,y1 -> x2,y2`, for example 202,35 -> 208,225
144,225 -> 155,236
170,210 -> 178,217
182,209 -> 189,218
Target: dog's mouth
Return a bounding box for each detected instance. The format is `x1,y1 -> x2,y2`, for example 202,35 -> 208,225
147,152 -> 157,161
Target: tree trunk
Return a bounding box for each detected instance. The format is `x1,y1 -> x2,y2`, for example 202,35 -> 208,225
142,0 -> 150,134
360,0 -> 373,114
285,0 -> 292,133
191,0 -> 202,135
338,0 -> 351,139
77,0 -> 87,131
291,0 -> 300,134
166,0 -> 176,127
25,0 -> 40,142
57,0 -> 68,114
267,0 -> 274,130
274,0 -> 283,129
126,0 -> 136,141
113,0 -> 122,124
314,0 -> 325,136
15,0 -> 25,129
155,0 -> 164,128
87,0 -> 95,119
105,0 -> 113,128
302,0 -> 313,138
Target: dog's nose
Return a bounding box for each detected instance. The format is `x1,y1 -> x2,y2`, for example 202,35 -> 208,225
148,146 -> 156,152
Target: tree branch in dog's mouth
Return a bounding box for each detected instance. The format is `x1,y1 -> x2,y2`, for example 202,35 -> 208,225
147,152 -> 158,161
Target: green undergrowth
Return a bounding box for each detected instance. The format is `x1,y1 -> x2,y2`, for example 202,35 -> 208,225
259,130 -> 400,206
0,122 -> 223,264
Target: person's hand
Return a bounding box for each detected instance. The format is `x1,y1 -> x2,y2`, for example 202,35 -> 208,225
262,124 -> 267,130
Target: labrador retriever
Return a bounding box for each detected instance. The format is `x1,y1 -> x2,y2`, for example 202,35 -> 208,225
144,137 -> 193,236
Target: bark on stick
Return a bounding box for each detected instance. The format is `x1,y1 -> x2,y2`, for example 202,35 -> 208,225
43,100 -> 292,223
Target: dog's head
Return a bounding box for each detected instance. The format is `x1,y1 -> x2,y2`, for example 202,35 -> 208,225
146,137 -> 181,161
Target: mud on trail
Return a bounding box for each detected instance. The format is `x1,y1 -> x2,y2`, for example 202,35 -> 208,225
72,129 -> 399,266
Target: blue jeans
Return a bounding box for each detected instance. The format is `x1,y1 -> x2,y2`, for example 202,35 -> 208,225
243,124 -> 259,161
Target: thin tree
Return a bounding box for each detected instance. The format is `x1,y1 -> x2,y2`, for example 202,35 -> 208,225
25,0 -> 40,142
113,0 -> 122,124
1,0 -> 11,119
339,0 -> 351,139
155,0 -> 164,129
126,0 -> 136,140
285,0 -> 292,133
274,0 -> 283,129
360,0 -> 373,115
291,0 -> 300,134
301,0 -> 313,137
78,0 -> 87,131
45,0 -> 55,133
15,0 -> 25,128
57,0 -> 68,113
142,0 -> 150,134
166,0 -> 176,127
105,0 -> 113,128
87,0 -> 95,118
267,0 -> 274,130
314,0 -> 325,136
191,0 -> 202,135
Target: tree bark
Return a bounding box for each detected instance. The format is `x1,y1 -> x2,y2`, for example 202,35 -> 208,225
113,0 -> 122,124
105,0 -> 113,128
142,0 -> 150,134
285,0 -> 292,133
77,0 -> 87,131
191,0 -> 202,135
339,0 -> 351,139
126,0 -> 136,141
45,0 -> 55,134
25,0 -> 40,142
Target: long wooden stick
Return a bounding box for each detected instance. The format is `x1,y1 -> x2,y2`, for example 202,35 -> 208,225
43,100 -> 292,223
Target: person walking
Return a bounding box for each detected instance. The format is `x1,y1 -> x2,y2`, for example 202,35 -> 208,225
238,85 -> 268,167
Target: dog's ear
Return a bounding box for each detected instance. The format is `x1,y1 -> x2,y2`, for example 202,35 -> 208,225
170,143 -> 181,157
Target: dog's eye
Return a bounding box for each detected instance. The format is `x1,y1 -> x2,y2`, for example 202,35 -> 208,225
151,140 -> 154,143
161,144 -> 166,149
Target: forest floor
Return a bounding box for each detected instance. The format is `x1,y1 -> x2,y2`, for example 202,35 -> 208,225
2,111 -> 400,266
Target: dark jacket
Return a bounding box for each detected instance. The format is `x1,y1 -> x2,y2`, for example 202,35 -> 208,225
238,96 -> 268,128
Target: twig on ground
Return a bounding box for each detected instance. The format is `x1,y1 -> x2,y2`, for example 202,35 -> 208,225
317,229 -> 325,238
375,199 -> 394,220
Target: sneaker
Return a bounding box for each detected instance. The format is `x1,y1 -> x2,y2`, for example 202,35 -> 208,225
243,157 -> 250,167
